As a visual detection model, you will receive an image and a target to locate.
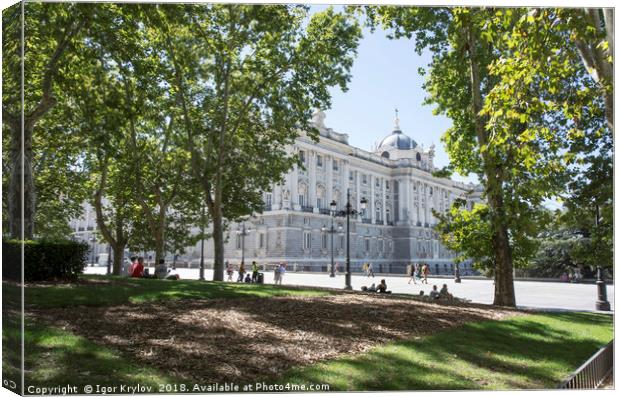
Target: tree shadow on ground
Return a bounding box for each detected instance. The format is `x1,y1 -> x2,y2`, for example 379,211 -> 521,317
29,293 -> 515,385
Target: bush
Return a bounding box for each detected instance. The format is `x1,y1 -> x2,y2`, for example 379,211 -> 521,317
2,239 -> 88,282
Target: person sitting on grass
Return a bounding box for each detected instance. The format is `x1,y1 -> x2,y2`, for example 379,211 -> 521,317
368,283 -> 376,292
429,285 -> 440,300
165,266 -> 180,280
376,279 -> 391,294
439,284 -> 453,300
244,273 -> 252,283
130,257 -> 145,278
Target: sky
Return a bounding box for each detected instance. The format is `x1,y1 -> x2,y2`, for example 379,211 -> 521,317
316,19 -> 476,185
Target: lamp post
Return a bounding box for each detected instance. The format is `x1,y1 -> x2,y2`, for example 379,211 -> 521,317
236,223 -> 251,266
337,189 -> 367,290
322,200 -> 341,278
199,202 -> 206,281
594,204 -> 610,311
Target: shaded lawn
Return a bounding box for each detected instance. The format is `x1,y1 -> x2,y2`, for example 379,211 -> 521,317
15,275 -> 333,308
276,311 -> 614,390
22,320 -> 188,391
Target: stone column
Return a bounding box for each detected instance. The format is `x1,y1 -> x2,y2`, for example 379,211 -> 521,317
355,169 -> 361,217
382,177 -> 387,225
342,159 -> 349,209
326,155 -> 333,206
291,165 -> 299,210
370,174 -> 375,223
309,150 -> 317,211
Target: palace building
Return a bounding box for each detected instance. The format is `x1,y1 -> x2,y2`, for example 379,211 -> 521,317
71,110 -> 483,276
203,110 -> 482,275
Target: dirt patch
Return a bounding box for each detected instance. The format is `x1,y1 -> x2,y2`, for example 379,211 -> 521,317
32,293 -> 518,384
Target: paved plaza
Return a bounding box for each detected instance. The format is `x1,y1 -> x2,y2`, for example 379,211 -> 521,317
83,267 -> 614,312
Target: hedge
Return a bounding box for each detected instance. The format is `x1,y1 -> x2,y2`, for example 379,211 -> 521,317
2,239 -> 88,282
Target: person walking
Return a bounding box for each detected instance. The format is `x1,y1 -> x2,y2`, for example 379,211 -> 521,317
277,263 -> 286,285
422,263 -> 430,284
251,261 -> 260,283
226,262 -> 234,281
408,263 -> 418,284
362,263 -> 369,276
237,263 -> 246,282
367,262 -> 375,278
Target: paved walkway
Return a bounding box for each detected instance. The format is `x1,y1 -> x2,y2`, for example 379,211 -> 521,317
84,267 -> 614,312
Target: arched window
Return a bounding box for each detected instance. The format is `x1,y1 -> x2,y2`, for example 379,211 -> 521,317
299,183 -> 308,207
416,152 -> 422,161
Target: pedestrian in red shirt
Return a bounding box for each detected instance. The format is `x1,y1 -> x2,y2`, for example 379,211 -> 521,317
131,257 -> 145,278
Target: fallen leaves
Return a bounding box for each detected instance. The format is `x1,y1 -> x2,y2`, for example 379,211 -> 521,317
31,293 -> 518,384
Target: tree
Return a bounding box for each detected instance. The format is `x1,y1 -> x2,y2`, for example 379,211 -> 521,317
162,4 -> 361,281
2,2 -> 89,239
368,7 -> 609,306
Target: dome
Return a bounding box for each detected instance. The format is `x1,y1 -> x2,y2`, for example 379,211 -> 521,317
377,109 -> 417,150
378,129 -> 417,150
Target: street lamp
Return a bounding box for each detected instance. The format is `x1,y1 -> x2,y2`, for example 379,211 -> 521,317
454,262 -> 461,283
236,223 -> 252,266
322,200 -> 341,278
594,204 -> 610,311
337,189 -> 367,290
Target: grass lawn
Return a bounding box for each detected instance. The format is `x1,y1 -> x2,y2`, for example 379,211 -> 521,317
277,312 -> 613,390
3,275 -> 614,392
19,275 -> 333,308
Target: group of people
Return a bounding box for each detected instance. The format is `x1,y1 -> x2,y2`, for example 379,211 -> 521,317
225,261 -> 286,285
127,256 -> 180,280
560,268 -> 583,283
362,262 -> 375,277
362,279 -> 391,294
425,284 -> 453,301
407,263 -> 431,285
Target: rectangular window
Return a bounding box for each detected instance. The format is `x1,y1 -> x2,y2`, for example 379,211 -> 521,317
265,193 -> 272,206
304,232 -> 311,250
317,198 -> 323,209
339,235 -> 345,249
299,150 -> 306,164
362,174 -> 367,185
386,180 -> 390,190
259,233 -> 265,249
236,235 -> 241,249
317,155 -> 323,167
364,238 -> 370,252
349,171 -> 354,181
375,178 -> 380,187
322,233 -> 328,250
378,239 -> 384,253
332,160 -> 339,171
388,240 -> 393,252
299,194 -> 306,207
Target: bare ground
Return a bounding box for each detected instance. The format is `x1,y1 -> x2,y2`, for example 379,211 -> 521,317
31,293 -> 518,384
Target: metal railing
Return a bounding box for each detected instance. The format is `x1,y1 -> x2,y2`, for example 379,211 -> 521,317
559,340 -> 613,389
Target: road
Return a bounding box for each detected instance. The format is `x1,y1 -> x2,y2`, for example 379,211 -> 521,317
83,266 -> 614,312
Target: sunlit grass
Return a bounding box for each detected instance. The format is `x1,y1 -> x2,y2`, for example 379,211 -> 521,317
276,312 -> 613,390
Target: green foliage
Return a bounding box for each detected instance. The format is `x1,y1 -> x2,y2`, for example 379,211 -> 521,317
2,239 -> 88,282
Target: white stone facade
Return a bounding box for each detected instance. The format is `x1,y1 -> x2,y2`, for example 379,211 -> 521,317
204,111 -> 483,275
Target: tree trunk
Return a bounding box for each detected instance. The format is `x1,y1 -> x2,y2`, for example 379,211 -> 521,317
8,124 -> 36,239
464,16 -> 516,306
112,242 -> 124,275
211,207 -> 225,282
